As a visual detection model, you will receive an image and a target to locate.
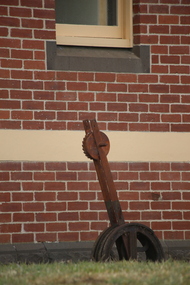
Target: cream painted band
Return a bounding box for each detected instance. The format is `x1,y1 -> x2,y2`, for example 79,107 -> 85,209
0,130 -> 190,162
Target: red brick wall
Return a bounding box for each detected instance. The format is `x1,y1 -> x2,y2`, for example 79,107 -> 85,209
1,161 -> 190,243
0,0 -> 190,243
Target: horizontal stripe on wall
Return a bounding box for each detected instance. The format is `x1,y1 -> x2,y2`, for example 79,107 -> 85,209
1,130 -> 190,162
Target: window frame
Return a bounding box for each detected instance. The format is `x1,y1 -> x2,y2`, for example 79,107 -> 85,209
55,0 -> 133,48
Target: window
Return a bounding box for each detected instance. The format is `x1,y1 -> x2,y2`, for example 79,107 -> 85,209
55,0 -> 133,48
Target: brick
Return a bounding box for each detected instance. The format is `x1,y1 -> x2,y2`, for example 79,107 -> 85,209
35,192 -> 55,201
78,92 -> 94,101
34,8 -> 55,19
90,201 -> 105,211
89,83 -> 106,91
173,222 -> 190,230
36,233 -> 56,242
45,102 -> 66,110
171,5 -> 190,15
96,92 -> 116,102
89,102 -> 105,111
171,124 -> 190,132
95,73 -> 115,82
129,162 -> 149,171
36,213 -> 56,222
152,222 -> 171,230
0,110 -> 10,119
12,192 -> 33,201
164,231 -> 183,240
151,65 -> 168,74
117,74 -> 137,83
149,4 -> 169,13
0,48 -> 9,57
57,192 -> 78,201
119,113 -> 138,122
138,75 -> 158,83
130,201 -> 149,210
118,191 -> 139,200
151,45 -> 168,54
140,113 -> 160,122
23,203 -> 44,212
56,72 -> 77,81
149,25 -> 169,34
181,16 -> 190,25
45,81 -> 65,91
97,112 -> 117,121
46,162 -> 66,171
107,83 -> 127,92
22,18 -> 43,28
130,182 -> 150,191
58,232 -> 79,242
68,202 -> 88,211
46,202 -> 66,212
34,50 -> 45,60
107,103 -> 127,111
0,79 -> 20,89
151,182 -> 171,191
45,122 -> 66,130
159,15 -> 179,24
151,201 -> 171,210
34,111 -> 55,120
22,182 -> 43,191
67,162 -> 88,171
13,213 -> 34,222
173,202 -> 190,210
24,223 -> 44,232
0,121 -> 21,129
34,172 -> 55,181
171,65 -> 189,74
142,211 -> 161,220
0,16 -> 20,27
80,212 -> 98,220
0,38 -> 21,48
11,172 -> 32,181
0,214 -> 11,223
10,90 -> 32,100
162,114 -> 181,122
46,223 -> 67,232
160,95 -> 180,103
0,172 -> 9,181
23,39 -> 44,50
58,212 -> 79,221
1,59 -> 22,69
0,182 -> 20,191
108,122 -> 128,131
34,91 -> 54,100
162,192 -> 181,200
129,84 -> 148,93
171,85 -> 190,94
34,30 -> 55,40
0,202 -> 21,212
11,28 -> 32,38
0,69 -> 10,78
139,94 -> 158,103
24,60 -> 45,70
67,182 -> 88,191
69,222 -> 89,231
140,172 -> 159,180
181,76 -> 190,84
129,103 -> 148,112
45,182 -> 65,190
22,101 -> 44,110
23,121 -> 44,130
0,162 -> 21,171
67,82 -> 87,91
160,75 -> 179,84
163,211 -> 182,220
119,93 -> 138,103
0,192 -> 10,202
1,224 -> 21,233
171,105 -> 190,113
150,104 -> 169,113
56,91 -> 77,101
160,35 -> 180,45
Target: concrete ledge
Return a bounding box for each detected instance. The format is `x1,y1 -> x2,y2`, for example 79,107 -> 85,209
46,41 -> 150,73
0,240 -> 190,264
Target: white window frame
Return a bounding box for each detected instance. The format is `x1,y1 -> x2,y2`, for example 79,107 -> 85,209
56,0 -> 133,48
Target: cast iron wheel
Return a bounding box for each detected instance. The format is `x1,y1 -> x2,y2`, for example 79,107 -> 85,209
97,223 -> 165,262
92,224 -> 118,261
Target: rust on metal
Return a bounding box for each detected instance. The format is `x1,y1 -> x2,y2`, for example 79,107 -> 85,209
82,119 -> 165,262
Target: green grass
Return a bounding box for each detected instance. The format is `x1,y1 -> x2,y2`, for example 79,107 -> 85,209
0,260 -> 190,285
